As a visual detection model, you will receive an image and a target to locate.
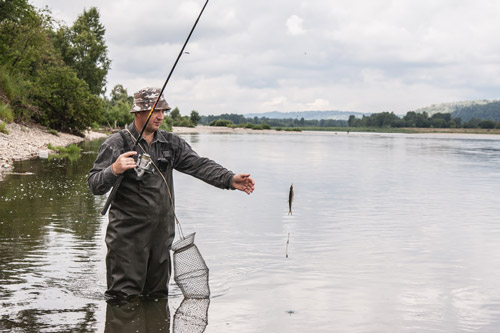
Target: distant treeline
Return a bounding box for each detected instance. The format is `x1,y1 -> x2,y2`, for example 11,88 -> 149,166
348,111 -> 500,129
200,114 -> 348,128
201,110 -> 500,130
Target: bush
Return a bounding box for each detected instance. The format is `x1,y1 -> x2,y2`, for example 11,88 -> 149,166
160,117 -> 173,132
0,103 -> 14,123
261,122 -> 271,130
48,143 -> 81,154
478,120 -> 495,129
209,119 -> 233,127
0,121 -> 8,134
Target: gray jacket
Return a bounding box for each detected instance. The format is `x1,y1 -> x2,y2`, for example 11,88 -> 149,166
88,123 -> 235,247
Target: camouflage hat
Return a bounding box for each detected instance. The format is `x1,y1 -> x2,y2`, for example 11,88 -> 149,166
130,87 -> 171,113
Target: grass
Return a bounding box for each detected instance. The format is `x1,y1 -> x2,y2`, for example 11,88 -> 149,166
0,103 -> 14,123
47,129 -> 59,136
0,121 -> 8,134
48,143 -> 82,154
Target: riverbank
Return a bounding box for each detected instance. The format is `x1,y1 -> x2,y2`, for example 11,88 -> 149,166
2,123 -> 498,180
0,122 -> 107,179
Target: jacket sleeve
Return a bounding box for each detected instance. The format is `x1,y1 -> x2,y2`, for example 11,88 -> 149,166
172,136 -> 235,190
88,135 -> 122,195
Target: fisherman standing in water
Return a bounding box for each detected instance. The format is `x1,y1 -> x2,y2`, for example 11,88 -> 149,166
88,88 -> 255,302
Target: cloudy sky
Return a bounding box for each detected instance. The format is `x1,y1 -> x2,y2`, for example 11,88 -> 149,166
30,0 -> 500,116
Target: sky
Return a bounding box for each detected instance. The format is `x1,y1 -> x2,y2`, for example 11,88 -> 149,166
30,0 -> 500,116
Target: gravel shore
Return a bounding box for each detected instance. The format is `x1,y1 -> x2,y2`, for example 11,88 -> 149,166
0,123 -> 294,180
0,122 -> 107,179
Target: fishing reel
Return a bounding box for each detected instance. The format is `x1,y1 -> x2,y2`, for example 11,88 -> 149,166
134,153 -> 155,177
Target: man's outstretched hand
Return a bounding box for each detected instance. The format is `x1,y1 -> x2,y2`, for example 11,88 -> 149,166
232,174 -> 255,194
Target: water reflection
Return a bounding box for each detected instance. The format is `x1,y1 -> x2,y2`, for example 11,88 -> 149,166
0,140 -> 107,331
173,298 -> 210,333
105,299 -> 171,332
104,298 -> 209,333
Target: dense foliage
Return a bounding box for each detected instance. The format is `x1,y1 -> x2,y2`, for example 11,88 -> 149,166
0,0 -> 108,134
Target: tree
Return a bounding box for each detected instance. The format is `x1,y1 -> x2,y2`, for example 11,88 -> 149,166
34,64 -> 102,134
102,84 -> 133,128
190,110 -> 201,126
478,120 -> 495,129
54,7 -> 110,96
170,107 -> 181,121
415,112 -> 430,128
109,84 -> 132,106
0,0 -> 53,118
0,0 -> 47,73
403,111 -> 417,127
348,115 -> 357,127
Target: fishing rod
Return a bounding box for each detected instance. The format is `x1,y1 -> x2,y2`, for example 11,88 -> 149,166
101,0 -> 210,215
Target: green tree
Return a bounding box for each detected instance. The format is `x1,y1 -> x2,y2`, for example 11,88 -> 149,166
478,120 -> 495,129
109,84 -> 132,106
190,110 -> 201,126
0,0 -> 47,74
0,0 -> 53,119
403,111 -> 417,127
101,85 -> 133,128
33,64 -> 102,134
54,7 -> 110,96
170,107 -> 181,121
415,112 -> 430,128
348,115 -> 357,127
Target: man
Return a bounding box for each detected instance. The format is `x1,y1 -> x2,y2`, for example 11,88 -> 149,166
88,87 -> 255,302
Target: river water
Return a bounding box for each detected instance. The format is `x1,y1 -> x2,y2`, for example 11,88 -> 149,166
1,131 -> 500,332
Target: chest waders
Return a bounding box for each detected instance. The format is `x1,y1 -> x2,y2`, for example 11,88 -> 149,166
123,129 -> 211,300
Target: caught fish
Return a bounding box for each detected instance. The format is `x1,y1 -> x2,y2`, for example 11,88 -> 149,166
288,184 -> 294,215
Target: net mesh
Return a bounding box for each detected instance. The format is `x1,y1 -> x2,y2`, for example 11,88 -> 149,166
172,233 -> 210,299
173,298 -> 210,333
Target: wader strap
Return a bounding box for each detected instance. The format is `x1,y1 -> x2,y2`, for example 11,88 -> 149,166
118,130 -> 131,152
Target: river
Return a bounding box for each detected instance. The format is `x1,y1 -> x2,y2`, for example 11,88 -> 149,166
1,131 -> 500,332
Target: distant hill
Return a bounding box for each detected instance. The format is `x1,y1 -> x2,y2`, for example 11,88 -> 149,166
414,100 -> 493,116
414,100 -> 500,122
452,101 -> 500,122
244,110 -> 369,121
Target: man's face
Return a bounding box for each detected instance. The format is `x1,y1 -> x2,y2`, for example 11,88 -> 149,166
136,109 -> 165,132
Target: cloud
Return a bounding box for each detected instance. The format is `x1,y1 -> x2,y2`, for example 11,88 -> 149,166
29,0 -> 500,115
286,15 -> 306,36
